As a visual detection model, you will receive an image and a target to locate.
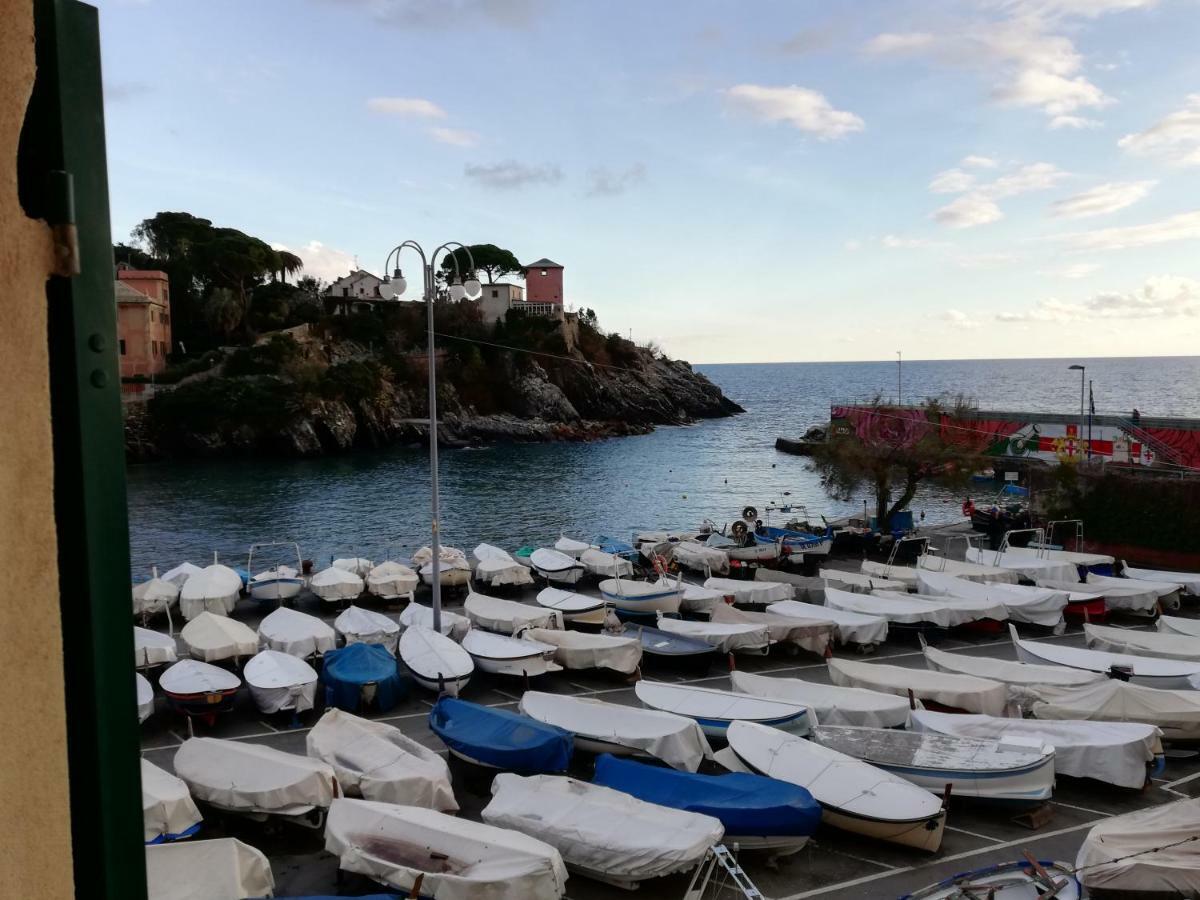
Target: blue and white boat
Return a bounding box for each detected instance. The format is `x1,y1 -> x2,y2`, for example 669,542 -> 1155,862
627,623 -> 716,672
598,573 -> 682,616
428,697 -> 573,773
633,680 -> 810,738
592,753 -> 822,854
756,524 -> 833,558
900,860 -> 1079,899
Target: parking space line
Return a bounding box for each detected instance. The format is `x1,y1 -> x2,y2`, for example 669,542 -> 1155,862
812,846 -> 896,871
258,720 -> 279,733
944,825 -> 1004,843
1051,800 -> 1116,817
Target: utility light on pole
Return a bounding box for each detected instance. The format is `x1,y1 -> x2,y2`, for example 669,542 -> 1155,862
1068,364 -> 1086,461
378,241 -> 481,632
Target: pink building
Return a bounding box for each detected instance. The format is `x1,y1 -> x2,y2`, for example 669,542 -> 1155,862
115,269 -> 172,378
523,257 -> 563,304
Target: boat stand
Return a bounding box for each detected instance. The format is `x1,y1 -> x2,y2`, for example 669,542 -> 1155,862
1011,801 -> 1055,830
683,844 -> 763,900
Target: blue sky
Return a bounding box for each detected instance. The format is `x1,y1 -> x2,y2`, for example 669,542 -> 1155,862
97,0 -> 1200,363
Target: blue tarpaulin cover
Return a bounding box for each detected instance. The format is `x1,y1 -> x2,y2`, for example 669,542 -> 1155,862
596,535 -> 637,558
322,643 -> 405,713
593,753 -> 821,837
429,697 -> 572,773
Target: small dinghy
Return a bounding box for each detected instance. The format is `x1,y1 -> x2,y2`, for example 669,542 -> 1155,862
399,601 -> 472,640
472,542 -> 535,588
482,773 -> 723,888
829,656 -> 1010,716
322,642 -> 407,713
731,670 -> 914,728
325,798 -> 568,900
332,556 -> 374,577
420,555 -> 472,587
923,642 -> 1103,706
916,571 -> 1069,628
141,758 -> 202,843
819,568 -> 908,593
912,708 -> 1162,790
158,660 -> 240,724
524,627 -> 643,675
553,534 -> 591,558
520,690 -> 713,771
1031,678 -> 1200,741
513,545 -> 536,567
136,672 -> 155,723
531,547 -> 585,584
134,626 -> 177,668
861,560 -> 920,587
812,724 -> 1055,803
965,547 -> 1079,582
257,606 -> 337,658
465,590 -> 563,634
1010,624 -> 1200,689
627,623 -> 717,672
1075,796 -> 1200,897
178,563 -> 242,620
599,575 -> 683,616
1037,576 -> 1149,617
918,555 -> 1020,584
768,599 -> 889,648
399,625 -> 474,695
535,586 -> 607,627
702,576 -> 794,606
1160,614 -> 1200,638
1088,571 -> 1181,603
145,838 -> 274,900
901,860 -> 1079,899
247,564 -> 301,602
825,586 -> 957,635
592,753 -> 821,854
161,561 -> 203,587
1123,563 -> 1200,596
671,540 -> 730,576
310,565 -> 364,602
133,569 -> 181,618
366,559 -> 418,599
873,589 -> 1009,628
174,736 -> 336,823
1086,622 -> 1200,661
307,708 -> 457,811
580,546 -> 635,578
654,612 -> 771,655
462,630 -> 562,678
670,578 -> 728,615
728,720 -> 946,851
335,604 -> 401,653
708,531 -> 780,563
429,696 -> 573,772
634,680 -> 809,737
178,611 -> 258,663
1004,545 -> 1114,568
243,649 -> 318,714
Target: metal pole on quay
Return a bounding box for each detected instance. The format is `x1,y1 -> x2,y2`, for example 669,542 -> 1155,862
1069,364 -> 1085,460
378,241 -> 481,632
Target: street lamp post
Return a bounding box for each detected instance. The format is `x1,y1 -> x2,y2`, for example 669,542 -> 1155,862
378,241 -> 481,632
1068,364 -> 1085,461
897,351 -> 902,405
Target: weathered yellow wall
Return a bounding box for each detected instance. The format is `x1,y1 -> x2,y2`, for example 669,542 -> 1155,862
0,0 -> 75,896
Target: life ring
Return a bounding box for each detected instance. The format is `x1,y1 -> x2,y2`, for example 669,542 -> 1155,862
730,520 -> 749,540
742,505 -> 758,521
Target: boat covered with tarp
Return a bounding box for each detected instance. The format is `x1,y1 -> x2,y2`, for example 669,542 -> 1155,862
923,642 -> 1104,707
768,599 -> 889,647
134,626 -> 177,668
322,642 -> 406,713
310,565 -> 365,602
524,627 -> 642,674
158,659 -> 240,723
179,611 -> 258,663
145,838 -> 274,900
653,612 -> 770,655
178,564 -> 242,620
257,606 -> 337,658
731,669 -> 915,728
1123,563 -> 1200,596
634,680 -> 809,737
916,571 -> 1069,628
472,543 -> 535,588
244,649 -> 318,714
366,559 -> 418,599
702,576 -> 794,606
429,697 -> 572,773
1085,622 -> 1200,661
141,758 -> 201,843
335,605 -> 400,653
1031,678 -> 1200,741
900,860 -> 1079,899
399,601 -> 471,640
1011,624 -> 1200,690
829,656 -> 1010,716
465,591 -> 562,634
1075,796 -> 1200,897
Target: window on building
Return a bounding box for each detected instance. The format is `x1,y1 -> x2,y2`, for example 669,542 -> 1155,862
119,339 -> 126,356
540,269 -> 547,276
149,309 -> 154,322
491,289 -> 498,298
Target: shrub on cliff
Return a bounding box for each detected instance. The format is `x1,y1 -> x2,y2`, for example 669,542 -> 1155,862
225,334 -> 305,377
320,360 -> 387,404
149,376 -> 296,434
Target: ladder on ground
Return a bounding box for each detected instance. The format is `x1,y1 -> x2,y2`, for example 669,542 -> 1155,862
1117,418 -> 1184,468
683,844 -> 764,900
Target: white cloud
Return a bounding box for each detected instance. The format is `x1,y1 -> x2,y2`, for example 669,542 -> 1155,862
962,154 -> 998,169
935,194 -> 1003,228
864,32 -> 935,54
722,84 -> 864,139
428,126 -> 479,147
1050,180 -> 1156,219
272,240 -> 357,284
1118,94 -> 1200,166
1049,114 -> 1100,129
941,309 -> 983,328
587,163 -> 647,196
998,275 -> 1200,323
464,160 -> 563,190
929,168 -> 975,194
930,161 -> 1068,228
1059,210 -> 1200,251
987,162 -> 1070,198
1042,262 -> 1102,279
366,96 -> 447,118
335,0 -> 547,29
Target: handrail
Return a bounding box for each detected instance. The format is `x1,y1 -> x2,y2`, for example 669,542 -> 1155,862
1116,418 -> 1184,467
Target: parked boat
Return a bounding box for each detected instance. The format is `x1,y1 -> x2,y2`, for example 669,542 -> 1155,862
916,571 -> 1069,628
414,545 -> 472,587
1075,796 -> 1200,897
923,642 -> 1104,707
553,534 -> 591,558
819,568 -> 908,593
174,737 -> 336,823
1160,614 -> 1200,638
242,649 -> 318,715
365,560 -> 418,599
1087,571 -> 1182,608
1036,576 -> 1152,617
727,720 -> 946,852
462,630 -> 562,678
901,860 -> 1079,899
132,569 -> 181,619
429,696 -> 573,772
399,600 -> 472,640
1003,545 -> 1114,568
599,575 -> 683,616
535,586 -> 607,627
670,540 -> 730,576
825,586 -> 957,634
136,672 -> 155,723
483,773 -> 723,888
709,602 -> 835,654
330,556 -> 373,577
178,611 -> 257,663
246,542 -> 304,602
524,627 -> 643,674
141,758 -> 201,843
964,548 -> 1079,582
654,611 -> 771,654
309,565 -> 364,602
530,547 -> 585,584
513,545 -> 537,567
1030,678 -> 1200,741
730,670 -> 914,728
520,690 -> 713,771
580,546 -> 635,578
322,642 -> 406,713
335,604 -> 400,653
178,562 -> 242,620
465,590 -> 563,634
860,560 -> 920,587
702,576 -> 793,606
706,531 -> 781,563
1123,563 -> 1200,596
917,555 -> 1020,584
768,599 -> 889,647
669,578 -> 728,615
912,708 -> 1162,790
325,798 -> 568,900
160,561 -> 202,588
812,724 -> 1055,803
634,680 -> 809,738
1085,622 -> 1200,661
306,708 -> 457,811
1010,624 -> 1200,689
626,623 -> 717,672
472,542 -> 535,588
145,838 -> 274,900
257,606 -> 337,658
829,656 -> 1010,716
399,625 -> 474,695
134,626 -> 177,668
158,660 -> 240,725
756,524 -> 833,558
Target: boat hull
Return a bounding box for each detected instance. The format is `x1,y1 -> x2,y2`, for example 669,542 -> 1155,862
536,568 -> 583,585
471,654 -> 563,678
249,578 -> 303,602
726,544 -> 781,563
822,805 -> 946,853
599,588 -> 683,616
876,756 -> 1055,804
421,569 -> 470,588
408,671 -> 471,697
691,711 -> 809,739
1013,643 -> 1198,690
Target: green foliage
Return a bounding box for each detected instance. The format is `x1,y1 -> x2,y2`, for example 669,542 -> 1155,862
605,332 -> 639,367
155,350 -> 224,384
320,360 -> 386,403
224,335 -> 304,377
203,287 -> 242,339
438,243 -> 521,285
150,376 -> 296,433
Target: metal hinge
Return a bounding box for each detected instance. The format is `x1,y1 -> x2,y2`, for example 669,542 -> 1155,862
48,169 -> 80,276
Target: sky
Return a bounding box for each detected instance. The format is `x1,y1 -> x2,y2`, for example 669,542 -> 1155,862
95,0 -> 1200,364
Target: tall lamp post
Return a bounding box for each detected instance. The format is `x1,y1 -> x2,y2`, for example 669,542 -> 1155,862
378,241 -> 481,632
897,351 -> 902,405
1068,364 -> 1085,461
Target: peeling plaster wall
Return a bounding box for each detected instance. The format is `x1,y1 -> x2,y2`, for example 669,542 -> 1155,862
0,0 -> 75,895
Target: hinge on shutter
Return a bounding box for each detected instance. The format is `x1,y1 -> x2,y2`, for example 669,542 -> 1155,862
48,169 -> 80,276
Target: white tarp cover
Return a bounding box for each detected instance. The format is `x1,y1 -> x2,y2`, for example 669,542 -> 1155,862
473,543 -> 535,587
174,737 -> 335,815
554,535 -> 591,558
1004,545 -> 1114,566
325,798 -> 567,900
1035,576 -> 1146,613
310,565 -> 365,601
179,611 -> 258,662
819,569 -> 907,592
671,541 -> 730,576
243,650 -> 318,714
333,557 -> 374,576
133,577 -> 180,617
1076,797 -> 1200,896
828,657 -> 1010,717
911,709 -> 1160,790
825,586 -> 957,628
520,690 -> 713,772
1087,571 -> 1180,602
336,605 -> 401,653
1124,564 -> 1200,595
399,626 -> 474,686
367,560 -> 418,598
536,587 -> 604,615
483,774 -> 723,881
964,548 -> 1078,582
1085,623 -> 1200,661
923,643 -> 1102,707
731,670 -> 914,728
399,602 -> 471,641
710,602 -> 834,654
178,565 -> 241,620
768,599 -> 889,646
524,627 -> 642,674
145,838 -> 274,900
141,758 -> 201,843
580,547 -> 634,578
161,562 -> 202,587
1012,626 -> 1200,685
860,561 -> 919,587
159,659 -> 240,695
635,680 -> 808,728
136,672 -> 155,723
702,576 -> 793,605
668,578 -> 727,614
1032,679 -> 1200,741
412,545 -> 468,567
134,627 -> 177,668
654,613 -> 770,654
1160,615 -> 1200,638
916,570 -> 1068,628
258,606 -> 337,658
465,591 -> 563,634
918,556 -> 1019,584
872,590 -> 1009,626
307,708 -> 457,811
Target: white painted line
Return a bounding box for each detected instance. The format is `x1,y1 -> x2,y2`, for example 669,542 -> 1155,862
811,845 -> 896,871
1051,800 -> 1116,817
167,729 -> 186,744
945,825 -> 1004,843
493,688 -> 521,701
257,720 -> 279,733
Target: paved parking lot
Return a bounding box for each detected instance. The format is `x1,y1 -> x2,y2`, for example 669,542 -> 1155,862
140,573 -> 1200,899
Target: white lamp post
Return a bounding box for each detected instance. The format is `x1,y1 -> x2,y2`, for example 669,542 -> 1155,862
1068,364 -> 1085,460
377,241 -> 480,631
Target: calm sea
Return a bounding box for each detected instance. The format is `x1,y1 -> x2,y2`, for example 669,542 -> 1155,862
125,356 -> 1200,573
